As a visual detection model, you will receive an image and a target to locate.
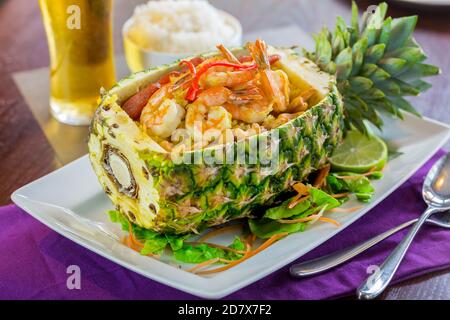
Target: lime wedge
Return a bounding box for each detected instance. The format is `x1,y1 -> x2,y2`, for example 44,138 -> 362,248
330,130 -> 388,173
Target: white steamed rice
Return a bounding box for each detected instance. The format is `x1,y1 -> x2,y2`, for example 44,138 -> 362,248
127,0 -> 241,54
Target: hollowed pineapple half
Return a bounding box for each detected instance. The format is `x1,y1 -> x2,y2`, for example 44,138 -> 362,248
88,47 -> 345,234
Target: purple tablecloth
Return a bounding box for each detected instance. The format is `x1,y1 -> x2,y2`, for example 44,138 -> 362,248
1,150 -> 450,300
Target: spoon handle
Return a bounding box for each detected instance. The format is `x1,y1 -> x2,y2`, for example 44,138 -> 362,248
290,219 -> 418,278
357,206 -> 439,300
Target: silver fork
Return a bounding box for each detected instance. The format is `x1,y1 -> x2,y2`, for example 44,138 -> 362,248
290,211 -> 450,278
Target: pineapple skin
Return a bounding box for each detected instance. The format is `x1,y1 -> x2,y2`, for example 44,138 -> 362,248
88,49 -> 345,235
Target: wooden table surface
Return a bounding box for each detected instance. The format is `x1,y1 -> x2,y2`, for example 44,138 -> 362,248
1,0 -> 450,299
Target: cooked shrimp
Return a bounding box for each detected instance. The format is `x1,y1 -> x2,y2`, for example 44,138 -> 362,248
289,95 -> 308,112
208,128 -> 235,146
224,87 -> 273,123
247,39 -> 290,113
210,123 -> 265,147
170,128 -> 194,153
224,102 -> 273,124
232,123 -> 265,141
185,87 -> 233,144
263,112 -> 304,129
199,46 -> 257,89
288,87 -> 315,112
200,69 -> 256,88
272,69 -> 290,111
171,128 -> 191,144
140,85 -> 185,139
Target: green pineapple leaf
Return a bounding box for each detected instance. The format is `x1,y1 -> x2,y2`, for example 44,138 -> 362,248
386,16 -> 418,52
306,1 -> 440,133
335,47 -> 353,80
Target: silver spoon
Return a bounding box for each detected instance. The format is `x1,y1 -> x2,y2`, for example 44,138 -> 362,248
357,153 -> 450,300
289,212 -> 450,278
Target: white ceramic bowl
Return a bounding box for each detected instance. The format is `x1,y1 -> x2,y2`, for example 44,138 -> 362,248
122,10 -> 242,73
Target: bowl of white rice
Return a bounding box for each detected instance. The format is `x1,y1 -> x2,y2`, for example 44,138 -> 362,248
123,0 -> 242,72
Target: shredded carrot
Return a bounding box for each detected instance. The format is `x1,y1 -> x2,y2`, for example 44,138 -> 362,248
122,236 -> 131,248
293,182 -> 309,195
280,202 -> 326,224
248,232 -> 288,256
289,182 -> 310,209
279,214 -> 340,227
195,232 -> 288,275
197,224 -> 242,242
246,233 -> 256,247
127,223 -> 144,249
245,240 -> 252,253
242,236 -> 253,256
190,239 -> 253,274
185,241 -> 247,254
123,235 -> 141,252
313,164 -> 330,188
129,234 -> 144,249
330,206 -> 363,213
318,217 -> 341,227
333,175 -> 356,180
288,195 -> 310,209
368,166 -> 377,173
123,224 -> 157,257
331,193 -> 350,199
287,194 -> 300,207
194,254 -> 250,275
335,168 -> 379,180
187,258 -> 220,273
277,214 -> 320,224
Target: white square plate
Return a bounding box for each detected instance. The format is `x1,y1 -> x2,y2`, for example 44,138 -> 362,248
11,113 -> 450,299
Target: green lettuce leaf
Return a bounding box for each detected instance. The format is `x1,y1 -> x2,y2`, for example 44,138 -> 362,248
248,218 -> 306,239
264,198 -> 311,220
309,187 -> 341,209
367,171 -> 383,180
173,244 -> 224,263
250,187 -> 341,238
108,210 -> 130,231
229,237 -> 245,251
166,234 -> 186,251
326,173 -> 377,202
141,237 -> 168,255
326,175 -> 346,193
173,237 -> 245,263
108,210 -> 190,255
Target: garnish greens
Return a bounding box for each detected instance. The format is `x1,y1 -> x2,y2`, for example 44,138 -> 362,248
108,163 -> 382,265
108,210 -> 245,263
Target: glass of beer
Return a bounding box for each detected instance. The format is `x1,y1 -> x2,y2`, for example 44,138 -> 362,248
39,0 -> 116,125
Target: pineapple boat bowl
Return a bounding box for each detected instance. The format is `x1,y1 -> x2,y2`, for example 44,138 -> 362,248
89,41 -> 344,234
89,2 -> 438,240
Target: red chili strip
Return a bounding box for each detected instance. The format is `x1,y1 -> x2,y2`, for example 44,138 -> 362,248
189,56 -> 204,67
186,61 -> 258,102
158,71 -> 182,85
179,60 -> 197,75
121,57 -> 204,119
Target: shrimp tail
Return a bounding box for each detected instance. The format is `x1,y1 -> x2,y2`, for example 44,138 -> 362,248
217,44 -> 240,64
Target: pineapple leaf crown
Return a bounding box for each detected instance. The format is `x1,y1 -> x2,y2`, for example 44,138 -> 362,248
304,1 -> 440,133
